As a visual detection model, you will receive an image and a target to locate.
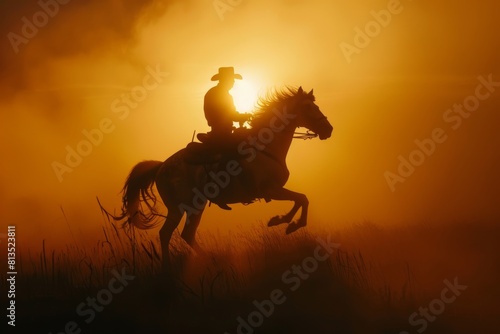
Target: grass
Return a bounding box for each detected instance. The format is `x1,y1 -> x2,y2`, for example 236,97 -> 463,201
6,218 -> 499,333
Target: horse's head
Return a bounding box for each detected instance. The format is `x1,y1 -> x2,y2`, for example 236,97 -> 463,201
292,87 -> 333,140
251,86 -> 333,140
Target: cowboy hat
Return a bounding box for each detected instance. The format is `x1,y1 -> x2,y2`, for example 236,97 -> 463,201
211,67 -> 243,81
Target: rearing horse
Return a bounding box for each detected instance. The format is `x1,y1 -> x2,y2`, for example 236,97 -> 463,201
119,87 -> 333,265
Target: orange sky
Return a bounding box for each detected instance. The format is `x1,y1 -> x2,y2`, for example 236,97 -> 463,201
0,0 -> 499,250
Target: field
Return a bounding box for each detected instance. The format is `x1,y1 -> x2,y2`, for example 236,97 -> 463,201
4,219 -> 499,334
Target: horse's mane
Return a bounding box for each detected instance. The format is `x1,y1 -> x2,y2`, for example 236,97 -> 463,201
250,86 -> 314,129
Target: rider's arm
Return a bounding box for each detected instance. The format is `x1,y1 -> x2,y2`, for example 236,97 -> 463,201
227,94 -> 251,123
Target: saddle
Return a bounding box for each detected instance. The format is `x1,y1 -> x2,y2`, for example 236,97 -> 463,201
184,141 -> 221,165
184,129 -> 248,165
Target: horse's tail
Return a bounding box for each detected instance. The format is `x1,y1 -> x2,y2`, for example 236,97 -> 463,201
121,160 -> 163,230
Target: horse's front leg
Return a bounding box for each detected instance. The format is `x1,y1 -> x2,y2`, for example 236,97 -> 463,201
268,202 -> 300,227
266,187 -> 309,234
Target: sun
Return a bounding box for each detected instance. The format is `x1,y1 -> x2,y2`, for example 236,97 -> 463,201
231,79 -> 261,113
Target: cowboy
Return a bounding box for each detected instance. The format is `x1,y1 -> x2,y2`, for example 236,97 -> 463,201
203,67 -> 250,144
196,67 -> 250,211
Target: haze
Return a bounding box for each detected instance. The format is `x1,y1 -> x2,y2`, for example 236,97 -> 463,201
1,0 -> 499,249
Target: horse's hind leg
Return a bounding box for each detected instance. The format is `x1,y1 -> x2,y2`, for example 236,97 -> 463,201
180,206 -> 206,253
159,208 -> 183,268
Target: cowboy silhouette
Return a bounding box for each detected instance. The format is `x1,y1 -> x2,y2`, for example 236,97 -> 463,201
202,67 -> 250,144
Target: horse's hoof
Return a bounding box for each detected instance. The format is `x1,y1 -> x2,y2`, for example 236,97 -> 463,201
268,215 -> 287,227
285,222 -> 306,234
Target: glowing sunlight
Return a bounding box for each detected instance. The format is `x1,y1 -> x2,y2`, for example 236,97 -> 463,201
231,79 -> 261,113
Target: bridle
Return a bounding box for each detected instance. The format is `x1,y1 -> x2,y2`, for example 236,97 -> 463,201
244,101 -> 328,141
293,115 -> 328,140
293,130 -> 318,139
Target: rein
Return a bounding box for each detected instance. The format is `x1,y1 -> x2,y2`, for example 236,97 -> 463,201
293,130 -> 318,140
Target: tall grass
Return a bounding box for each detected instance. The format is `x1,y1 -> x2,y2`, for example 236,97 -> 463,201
15,219 -> 399,303
8,218 -> 497,333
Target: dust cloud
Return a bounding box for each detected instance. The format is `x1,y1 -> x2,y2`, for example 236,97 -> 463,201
0,0 -> 499,249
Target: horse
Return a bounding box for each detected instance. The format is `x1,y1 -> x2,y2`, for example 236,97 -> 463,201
118,86 -> 333,266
